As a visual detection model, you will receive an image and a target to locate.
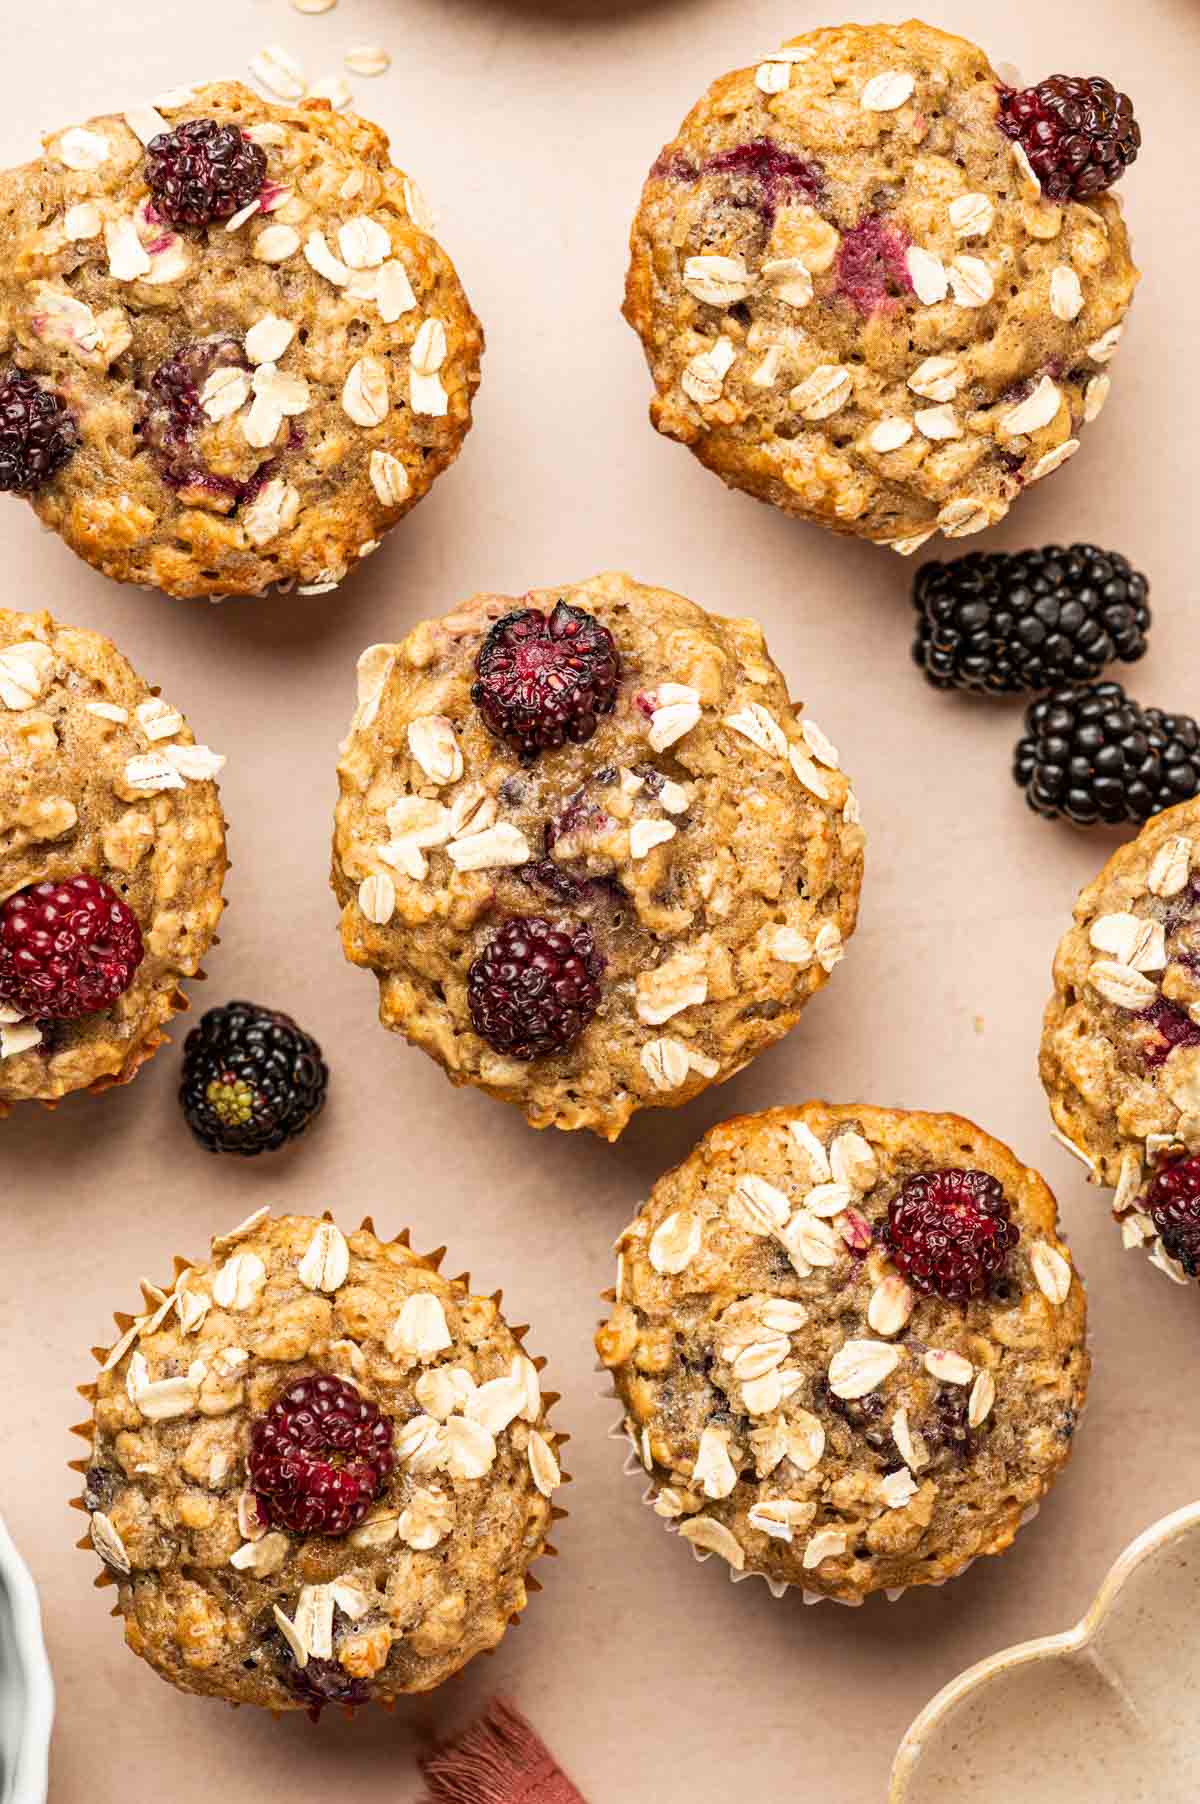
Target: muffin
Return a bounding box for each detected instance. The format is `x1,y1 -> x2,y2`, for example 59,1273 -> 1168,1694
0,81 -> 482,599
0,609 -> 226,1113
623,20 -> 1139,551
1041,798 -> 1200,1285
597,1104 -> 1087,1601
75,1209 -> 565,1711
331,570 -> 864,1139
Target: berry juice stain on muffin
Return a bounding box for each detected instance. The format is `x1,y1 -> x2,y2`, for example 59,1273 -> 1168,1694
1041,800 -> 1200,1285
331,572 -> 865,1138
623,21 -> 1139,551
76,1212 -> 565,1713
597,1105 -> 1087,1601
0,81 -> 483,598
0,611 -> 226,1112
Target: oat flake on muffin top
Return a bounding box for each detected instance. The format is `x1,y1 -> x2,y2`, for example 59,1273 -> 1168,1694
0,80 -> 482,598
597,1104 -> 1088,1601
77,1210 -> 564,1712
623,20 -> 1138,551
1042,798 -> 1200,1287
331,571 -> 865,1139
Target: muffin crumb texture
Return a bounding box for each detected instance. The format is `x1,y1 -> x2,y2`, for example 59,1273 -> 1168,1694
0,80 -> 482,597
0,608 -> 226,1110
624,21 -> 1138,549
78,1212 -> 564,1710
1041,798 -> 1200,1282
597,1104 -> 1087,1601
332,571 -> 865,1139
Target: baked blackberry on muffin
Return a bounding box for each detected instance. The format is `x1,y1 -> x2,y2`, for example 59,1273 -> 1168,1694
624,21 -> 1139,551
0,80 -> 482,598
1042,799 -> 1200,1284
597,1105 -> 1087,1601
0,609 -> 226,1113
76,1210 -> 564,1711
332,571 -> 864,1139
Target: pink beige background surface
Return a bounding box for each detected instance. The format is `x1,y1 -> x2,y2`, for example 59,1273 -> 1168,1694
1,1 -> 1197,1800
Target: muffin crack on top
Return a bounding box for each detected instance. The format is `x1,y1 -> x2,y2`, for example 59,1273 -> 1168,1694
1041,798 -> 1200,1285
77,1210 -> 564,1712
597,1105 -> 1088,1602
0,608 -> 227,1111
623,21 -> 1139,550
332,571 -> 865,1138
0,80 -> 482,598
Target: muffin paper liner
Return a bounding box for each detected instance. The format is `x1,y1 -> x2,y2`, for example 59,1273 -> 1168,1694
70,1210 -> 569,1718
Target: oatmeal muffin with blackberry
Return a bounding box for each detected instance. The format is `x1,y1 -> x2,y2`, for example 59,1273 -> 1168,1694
624,20 -> 1139,551
0,609 -> 226,1113
0,80 -> 482,599
597,1104 -> 1087,1601
76,1209 -> 564,1712
1041,799 -> 1200,1287
331,571 -> 864,1139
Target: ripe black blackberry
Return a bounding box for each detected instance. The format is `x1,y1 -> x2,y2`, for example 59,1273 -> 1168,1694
912,545 -> 1150,694
1014,682 -> 1200,826
472,601 -> 620,763
0,369 -> 77,492
467,915 -> 604,1059
144,118 -> 267,227
180,1000 -> 328,1155
997,75 -> 1140,201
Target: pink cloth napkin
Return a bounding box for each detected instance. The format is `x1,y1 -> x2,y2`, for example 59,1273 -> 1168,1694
420,1699 -> 586,1804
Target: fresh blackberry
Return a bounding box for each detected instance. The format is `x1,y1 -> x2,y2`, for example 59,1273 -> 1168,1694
144,118 -> 267,227
0,369 -> 78,492
0,875 -> 143,1020
467,915 -> 604,1059
180,1000 -> 328,1155
472,601 -> 620,763
912,545 -> 1150,694
248,1374 -> 394,1536
1144,1152 -> 1200,1277
997,76 -> 1140,201
1014,683 -> 1200,826
884,1169 -> 1019,1304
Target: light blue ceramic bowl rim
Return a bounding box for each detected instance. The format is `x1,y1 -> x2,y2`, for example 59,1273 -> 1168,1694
0,1515 -> 53,1804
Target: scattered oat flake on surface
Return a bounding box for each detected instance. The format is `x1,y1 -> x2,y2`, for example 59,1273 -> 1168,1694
346,45 -> 390,75
906,246 -> 947,305
1147,836 -> 1192,898
869,417 -> 913,453
251,46 -> 307,100
310,73 -> 352,109
90,1512 -> 131,1574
